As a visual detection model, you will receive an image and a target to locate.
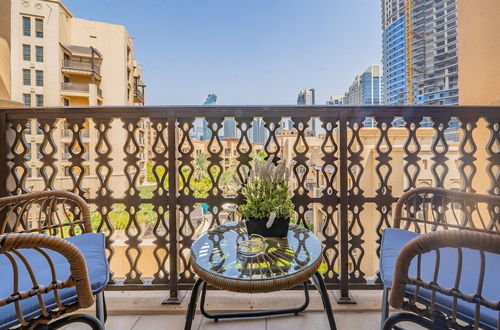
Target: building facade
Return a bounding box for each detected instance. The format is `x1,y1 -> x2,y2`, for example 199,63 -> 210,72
326,95 -> 345,105
343,65 -> 383,105
297,88 -> 315,105
2,0 -> 148,196
382,0 -> 459,105
7,0 -> 145,107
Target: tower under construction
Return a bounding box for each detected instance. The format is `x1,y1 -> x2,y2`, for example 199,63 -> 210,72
382,0 -> 459,105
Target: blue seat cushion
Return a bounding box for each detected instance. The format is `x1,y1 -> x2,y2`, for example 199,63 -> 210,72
380,228 -> 500,329
0,233 -> 109,329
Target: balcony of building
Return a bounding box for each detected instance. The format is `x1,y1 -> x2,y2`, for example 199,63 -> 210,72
0,105 -> 499,330
61,44 -> 103,79
134,76 -> 146,104
61,82 -> 104,103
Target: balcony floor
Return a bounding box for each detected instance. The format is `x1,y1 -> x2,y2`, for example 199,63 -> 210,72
65,290 -> 424,329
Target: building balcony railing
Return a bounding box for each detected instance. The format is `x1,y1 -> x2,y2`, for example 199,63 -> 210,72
97,87 -> 103,98
0,105 -> 499,302
62,59 -> 101,76
134,88 -> 144,102
61,82 -> 89,93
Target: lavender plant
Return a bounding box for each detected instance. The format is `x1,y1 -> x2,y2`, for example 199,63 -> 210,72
234,156 -> 294,225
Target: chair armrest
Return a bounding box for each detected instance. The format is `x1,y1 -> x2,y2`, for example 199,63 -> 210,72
0,233 -> 94,309
389,230 -> 500,309
0,190 -> 92,235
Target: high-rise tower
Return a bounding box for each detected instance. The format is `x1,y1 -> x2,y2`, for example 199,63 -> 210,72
382,0 -> 458,105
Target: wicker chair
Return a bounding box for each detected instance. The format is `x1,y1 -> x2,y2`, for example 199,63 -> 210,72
380,188 -> 500,330
0,191 -> 108,330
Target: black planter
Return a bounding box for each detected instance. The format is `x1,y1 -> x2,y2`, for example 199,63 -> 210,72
245,217 -> 290,237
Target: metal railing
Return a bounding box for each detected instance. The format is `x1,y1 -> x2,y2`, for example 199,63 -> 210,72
62,59 -> 101,75
134,88 -> 144,101
0,105 -> 499,303
61,82 -> 89,93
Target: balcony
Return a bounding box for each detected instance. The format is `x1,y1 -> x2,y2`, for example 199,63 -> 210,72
134,79 -> 146,105
134,87 -> 145,102
62,59 -> 102,77
60,44 -> 103,79
0,105 -> 499,328
61,82 -> 89,93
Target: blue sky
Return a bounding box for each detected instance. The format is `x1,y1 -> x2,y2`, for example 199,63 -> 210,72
63,0 -> 382,105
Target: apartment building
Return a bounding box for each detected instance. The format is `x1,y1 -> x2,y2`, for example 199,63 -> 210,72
1,0 -> 147,196
343,65 -> 383,105
382,0 -> 458,105
326,95 -> 345,105
297,88 -> 315,106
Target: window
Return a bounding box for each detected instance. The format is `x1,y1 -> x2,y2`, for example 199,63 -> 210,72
23,93 -> 31,107
35,46 -> 43,62
23,44 -> 30,61
63,98 -> 70,106
23,69 -> 31,85
36,94 -> 43,107
22,17 -> 30,36
35,70 -> 43,86
35,18 -> 43,38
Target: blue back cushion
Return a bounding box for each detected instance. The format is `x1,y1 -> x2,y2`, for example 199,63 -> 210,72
0,233 -> 108,329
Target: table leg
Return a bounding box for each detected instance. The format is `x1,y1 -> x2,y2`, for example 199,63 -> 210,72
184,278 -> 203,330
312,272 -> 337,330
199,281 -> 310,321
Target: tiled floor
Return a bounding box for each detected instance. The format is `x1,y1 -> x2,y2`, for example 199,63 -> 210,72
63,312 -> 425,330
60,290 -> 425,329
62,312 -> 369,330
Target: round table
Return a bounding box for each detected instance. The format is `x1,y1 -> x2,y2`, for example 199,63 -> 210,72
185,221 -> 337,330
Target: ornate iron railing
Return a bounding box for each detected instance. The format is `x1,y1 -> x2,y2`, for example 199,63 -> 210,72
0,105 -> 498,303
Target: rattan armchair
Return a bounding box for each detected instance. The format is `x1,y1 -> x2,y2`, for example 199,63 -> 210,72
380,188 -> 500,330
0,191 -> 108,330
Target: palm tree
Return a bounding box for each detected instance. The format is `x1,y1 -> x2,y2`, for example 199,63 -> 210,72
193,152 -> 208,181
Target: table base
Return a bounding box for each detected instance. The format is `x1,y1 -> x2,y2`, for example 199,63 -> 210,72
184,272 -> 337,330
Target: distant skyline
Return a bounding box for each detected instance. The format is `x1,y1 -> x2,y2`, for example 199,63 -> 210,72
63,0 -> 382,105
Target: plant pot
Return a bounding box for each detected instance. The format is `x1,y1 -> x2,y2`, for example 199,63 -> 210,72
245,217 -> 290,237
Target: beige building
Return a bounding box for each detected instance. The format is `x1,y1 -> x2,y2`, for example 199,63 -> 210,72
4,0 -> 145,107
1,0 -> 148,196
457,0 -> 500,195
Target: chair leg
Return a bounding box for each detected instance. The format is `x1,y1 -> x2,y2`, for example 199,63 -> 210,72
312,272 -> 337,330
380,286 -> 389,329
382,312 -> 436,330
184,278 -> 203,330
96,291 -> 107,325
42,313 -> 104,330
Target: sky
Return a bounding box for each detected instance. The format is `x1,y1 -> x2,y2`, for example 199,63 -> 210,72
63,0 -> 382,105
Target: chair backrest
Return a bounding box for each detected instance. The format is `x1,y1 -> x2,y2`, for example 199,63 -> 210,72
0,190 -> 92,237
393,187 -> 500,235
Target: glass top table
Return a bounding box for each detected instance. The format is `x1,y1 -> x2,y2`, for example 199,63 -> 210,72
190,221 -> 323,291
185,221 -> 337,330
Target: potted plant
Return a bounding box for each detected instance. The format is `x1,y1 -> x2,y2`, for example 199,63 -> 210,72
234,156 -> 294,237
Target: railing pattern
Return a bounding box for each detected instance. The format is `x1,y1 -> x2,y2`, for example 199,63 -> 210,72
0,106 -> 499,301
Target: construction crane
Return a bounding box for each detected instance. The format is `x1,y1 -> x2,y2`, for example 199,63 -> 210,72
405,0 -> 415,105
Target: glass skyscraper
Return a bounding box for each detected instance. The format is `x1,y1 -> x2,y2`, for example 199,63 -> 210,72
382,0 -> 459,105
383,15 -> 406,105
343,65 -> 383,106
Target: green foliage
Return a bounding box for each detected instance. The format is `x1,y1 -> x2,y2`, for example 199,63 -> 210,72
237,156 -> 294,220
